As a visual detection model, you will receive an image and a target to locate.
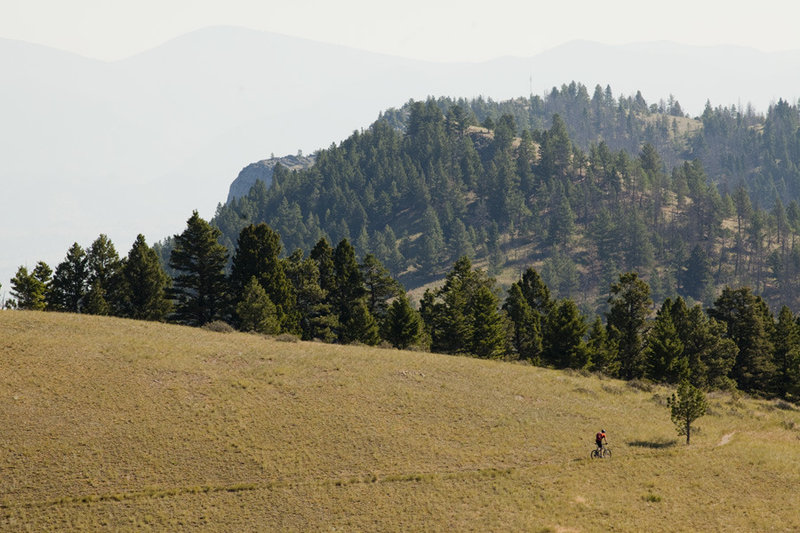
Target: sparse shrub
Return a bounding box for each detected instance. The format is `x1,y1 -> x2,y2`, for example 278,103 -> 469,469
651,393 -> 668,406
275,333 -> 299,343
602,384 -> 624,394
781,419 -> 797,431
627,378 -> 654,392
643,493 -> 662,502
377,341 -> 394,350
774,399 -> 797,411
202,320 -> 234,333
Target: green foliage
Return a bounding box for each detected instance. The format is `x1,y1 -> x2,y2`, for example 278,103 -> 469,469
47,243 -> 88,312
86,234 -> 121,308
236,277 -> 281,335
542,299 -> 588,368
606,272 -> 652,379
169,211 -> 229,326
118,235 -> 172,321
383,295 -> 425,349
645,299 -> 687,383
230,223 -> 296,332
667,380 -> 708,444
284,250 -> 338,342
10,262 -> 50,310
421,256 -> 508,357
708,287 -> 776,392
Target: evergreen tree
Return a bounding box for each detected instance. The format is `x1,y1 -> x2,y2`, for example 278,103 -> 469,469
284,250 -> 338,342
86,234 -> 121,312
119,234 -> 172,321
84,278 -> 110,316
468,284 -> 508,358
48,243 -> 88,312
772,306 -> 800,399
708,286 -> 776,393
236,277 -> 281,334
543,299 -> 588,368
667,380 -> 708,445
343,299 -> 381,345
229,223 -> 296,332
360,254 -> 403,323
606,272 -> 652,379
679,245 -> 713,303
332,239 -> 378,344
10,262 -> 50,310
169,211 -> 229,326
503,283 -> 543,363
585,317 -> 620,375
667,297 -> 736,389
310,237 -> 337,297
421,256 -> 506,357
383,295 -> 425,349
645,299 -> 687,383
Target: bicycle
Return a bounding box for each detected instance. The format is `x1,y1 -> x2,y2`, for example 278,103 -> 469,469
590,445 -> 611,459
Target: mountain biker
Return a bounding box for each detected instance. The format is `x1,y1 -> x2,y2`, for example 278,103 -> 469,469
595,429 -> 607,451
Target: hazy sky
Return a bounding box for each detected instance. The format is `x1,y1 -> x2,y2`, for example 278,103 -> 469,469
4,0 -> 800,61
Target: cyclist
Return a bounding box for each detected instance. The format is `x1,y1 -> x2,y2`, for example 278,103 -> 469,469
595,429 -> 608,452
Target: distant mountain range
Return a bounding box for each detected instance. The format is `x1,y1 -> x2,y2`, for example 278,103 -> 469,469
2,25 -> 799,297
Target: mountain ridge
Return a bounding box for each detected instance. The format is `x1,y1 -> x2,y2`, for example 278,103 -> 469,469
4,26 -> 800,299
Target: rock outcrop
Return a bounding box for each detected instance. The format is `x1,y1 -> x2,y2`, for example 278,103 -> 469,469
226,154 -> 316,204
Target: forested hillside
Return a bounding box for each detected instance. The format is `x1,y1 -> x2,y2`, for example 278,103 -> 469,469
213,84 -> 800,312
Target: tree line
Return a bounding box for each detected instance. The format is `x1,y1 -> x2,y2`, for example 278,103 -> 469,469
210,91 -> 800,314
10,215 -> 800,403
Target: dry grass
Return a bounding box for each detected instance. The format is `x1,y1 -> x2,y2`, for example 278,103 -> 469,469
1,311 -> 799,531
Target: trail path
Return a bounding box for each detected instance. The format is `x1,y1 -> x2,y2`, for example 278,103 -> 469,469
717,431 -> 736,446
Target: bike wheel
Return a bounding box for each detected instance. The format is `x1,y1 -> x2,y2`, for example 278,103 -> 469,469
590,449 -> 599,459
602,448 -> 611,458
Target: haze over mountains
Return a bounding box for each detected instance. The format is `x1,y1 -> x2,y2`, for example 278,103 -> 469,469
2,25 -> 800,297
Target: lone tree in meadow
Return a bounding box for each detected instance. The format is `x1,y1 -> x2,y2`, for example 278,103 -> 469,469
667,380 -> 708,445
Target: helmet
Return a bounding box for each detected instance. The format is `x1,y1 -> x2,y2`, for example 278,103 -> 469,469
601,429 -> 605,433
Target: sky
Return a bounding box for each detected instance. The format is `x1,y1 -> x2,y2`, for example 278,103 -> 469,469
4,0 -> 800,63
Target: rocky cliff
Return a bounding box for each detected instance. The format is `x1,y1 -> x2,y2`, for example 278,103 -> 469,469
226,154 -> 316,204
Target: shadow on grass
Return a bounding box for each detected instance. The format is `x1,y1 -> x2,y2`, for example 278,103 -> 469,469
627,438 -> 678,449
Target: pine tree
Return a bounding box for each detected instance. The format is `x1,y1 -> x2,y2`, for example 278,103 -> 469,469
645,299 -> 687,383
679,245 -> 713,303
772,306 -> 800,399
503,283 -> 543,363
169,211 -> 229,326
10,262 -> 50,310
119,235 -> 172,321
585,317 -> 619,375
332,239 -> 378,344
383,295 -> 425,349
543,299 -> 588,368
468,284 -> 508,358
86,234 -> 121,312
48,243 -> 88,312
667,380 -> 708,445
708,287 -> 776,393
284,250 -> 338,342
236,277 -> 281,334
420,256 -> 507,357
360,254 -> 403,323
606,272 -> 652,379
230,223 -> 296,332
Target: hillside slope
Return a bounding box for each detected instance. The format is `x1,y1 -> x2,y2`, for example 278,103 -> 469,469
2,312 -> 799,530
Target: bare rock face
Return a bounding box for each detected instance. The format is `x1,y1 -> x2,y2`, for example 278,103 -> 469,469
226,154 -> 316,204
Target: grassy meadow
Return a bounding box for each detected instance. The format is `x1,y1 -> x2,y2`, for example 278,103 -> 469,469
2,311 -> 799,531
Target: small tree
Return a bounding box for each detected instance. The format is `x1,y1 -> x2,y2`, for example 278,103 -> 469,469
667,380 -> 708,445
236,277 -> 281,335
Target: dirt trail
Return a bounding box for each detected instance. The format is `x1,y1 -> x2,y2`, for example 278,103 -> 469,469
717,431 -> 736,446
